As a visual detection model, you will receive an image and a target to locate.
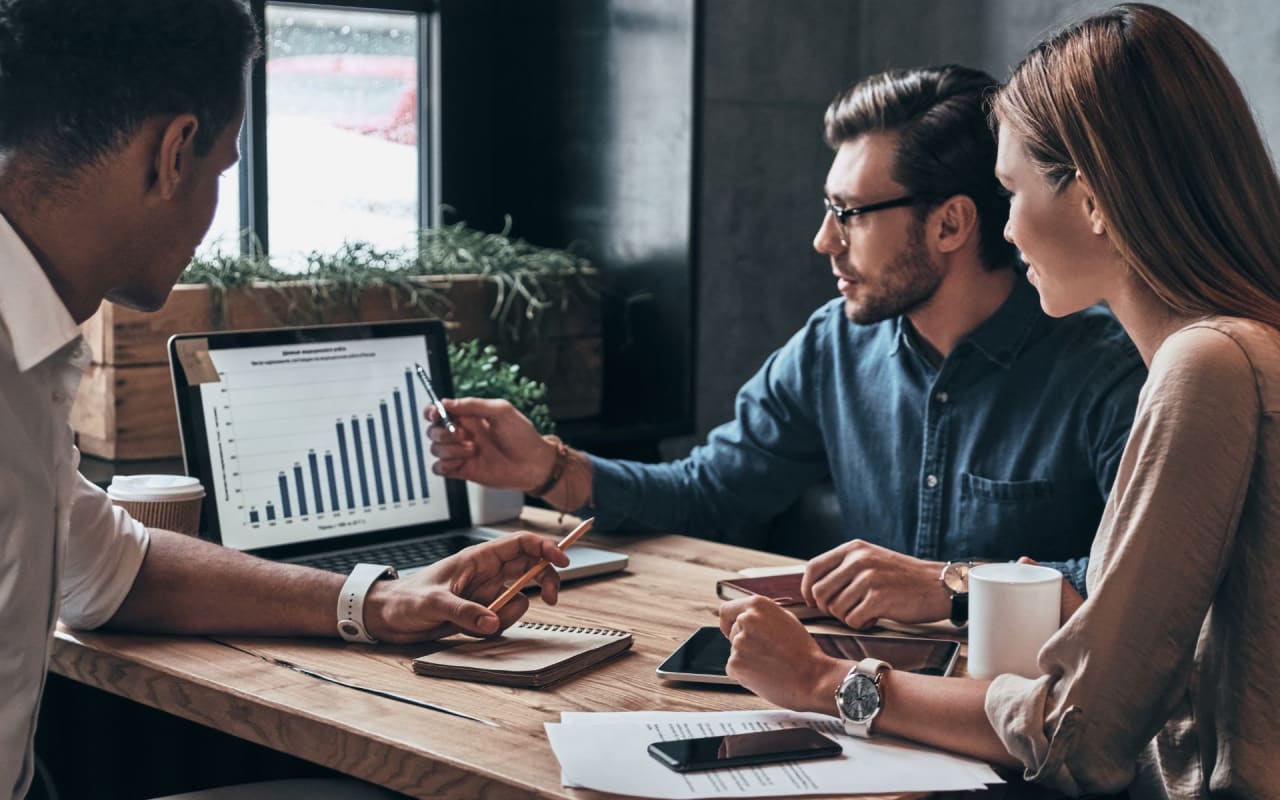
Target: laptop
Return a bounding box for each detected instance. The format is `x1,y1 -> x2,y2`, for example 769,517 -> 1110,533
167,319 -> 627,582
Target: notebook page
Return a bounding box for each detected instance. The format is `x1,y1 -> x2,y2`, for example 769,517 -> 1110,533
416,622 -> 629,674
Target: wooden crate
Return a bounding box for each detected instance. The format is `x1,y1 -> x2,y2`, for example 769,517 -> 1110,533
71,364 -> 180,460
72,275 -> 602,461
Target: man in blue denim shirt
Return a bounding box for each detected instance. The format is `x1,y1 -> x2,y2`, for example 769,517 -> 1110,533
427,66 -> 1145,629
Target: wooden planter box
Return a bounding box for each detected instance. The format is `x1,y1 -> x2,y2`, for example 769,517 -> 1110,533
72,275 -> 601,460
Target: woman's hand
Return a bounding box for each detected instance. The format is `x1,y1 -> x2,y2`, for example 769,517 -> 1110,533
719,596 -> 850,715
1018,556 -> 1085,624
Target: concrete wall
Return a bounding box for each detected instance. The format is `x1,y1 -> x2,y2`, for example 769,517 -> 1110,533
859,1 -> 1280,145
672,0 -> 857,453
676,0 -> 1280,452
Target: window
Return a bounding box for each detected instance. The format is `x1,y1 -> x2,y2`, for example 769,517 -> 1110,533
202,151 -> 242,255
198,0 -> 438,269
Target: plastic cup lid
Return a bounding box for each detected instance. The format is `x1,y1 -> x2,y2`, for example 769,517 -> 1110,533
106,474 -> 205,502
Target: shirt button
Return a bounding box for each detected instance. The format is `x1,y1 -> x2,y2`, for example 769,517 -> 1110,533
936,391 -> 949,404
925,474 -> 939,489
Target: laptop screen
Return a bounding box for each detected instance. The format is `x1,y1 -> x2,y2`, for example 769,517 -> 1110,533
169,320 -> 470,559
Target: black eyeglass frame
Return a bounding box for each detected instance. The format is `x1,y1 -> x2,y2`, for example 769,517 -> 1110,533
823,194 -> 921,226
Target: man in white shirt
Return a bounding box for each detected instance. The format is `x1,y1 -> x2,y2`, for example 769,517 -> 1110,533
0,3 -> 569,798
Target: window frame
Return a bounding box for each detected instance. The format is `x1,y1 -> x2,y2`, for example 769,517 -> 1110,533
238,0 -> 440,255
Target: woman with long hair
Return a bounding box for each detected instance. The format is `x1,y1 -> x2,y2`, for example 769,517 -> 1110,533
720,4 -> 1280,796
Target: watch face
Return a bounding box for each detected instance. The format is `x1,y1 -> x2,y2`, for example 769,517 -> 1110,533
942,562 -> 970,594
839,674 -> 881,722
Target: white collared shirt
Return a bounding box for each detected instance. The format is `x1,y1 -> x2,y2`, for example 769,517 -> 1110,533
0,213 -> 149,800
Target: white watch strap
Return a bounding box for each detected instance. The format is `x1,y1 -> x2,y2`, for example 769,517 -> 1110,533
337,563 -> 397,643
837,657 -> 893,738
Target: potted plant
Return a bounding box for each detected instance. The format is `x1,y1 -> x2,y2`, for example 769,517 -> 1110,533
448,340 -> 553,524
72,220 -> 601,460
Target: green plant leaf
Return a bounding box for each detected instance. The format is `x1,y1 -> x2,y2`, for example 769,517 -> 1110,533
447,340 -> 553,435
182,219 -> 595,344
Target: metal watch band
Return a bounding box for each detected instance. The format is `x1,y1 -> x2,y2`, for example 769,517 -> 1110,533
337,563 -> 398,643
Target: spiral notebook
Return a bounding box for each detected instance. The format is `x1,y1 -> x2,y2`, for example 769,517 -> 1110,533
411,621 -> 633,688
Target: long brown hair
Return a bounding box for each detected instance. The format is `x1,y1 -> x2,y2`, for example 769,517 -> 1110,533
993,3 -> 1280,326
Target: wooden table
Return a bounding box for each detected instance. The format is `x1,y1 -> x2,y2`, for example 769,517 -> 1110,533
48,508 -> 958,800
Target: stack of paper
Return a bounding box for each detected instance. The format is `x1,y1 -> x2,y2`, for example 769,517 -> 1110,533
545,710 -> 1003,798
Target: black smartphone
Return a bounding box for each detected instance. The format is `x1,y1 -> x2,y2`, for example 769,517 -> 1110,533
647,727 -> 843,773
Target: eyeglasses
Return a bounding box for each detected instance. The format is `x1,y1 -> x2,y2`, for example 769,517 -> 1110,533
823,194 -> 920,227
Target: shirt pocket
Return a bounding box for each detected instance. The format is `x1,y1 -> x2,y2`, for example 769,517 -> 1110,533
959,472 -> 1055,502
955,472 -> 1062,559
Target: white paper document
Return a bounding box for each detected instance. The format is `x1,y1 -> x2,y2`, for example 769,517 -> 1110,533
545,709 -> 1003,798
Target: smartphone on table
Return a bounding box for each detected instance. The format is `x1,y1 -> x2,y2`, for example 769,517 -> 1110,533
647,727 -> 843,772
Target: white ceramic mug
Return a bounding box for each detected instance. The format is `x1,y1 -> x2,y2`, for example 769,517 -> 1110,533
967,563 -> 1062,679
107,474 -> 206,536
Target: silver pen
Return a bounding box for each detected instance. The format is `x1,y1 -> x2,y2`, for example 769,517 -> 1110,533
414,362 -> 458,434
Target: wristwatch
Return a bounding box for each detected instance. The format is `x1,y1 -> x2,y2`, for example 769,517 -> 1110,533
834,657 -> 892,738
337,563 -> 398,643
939,560 -> 973,626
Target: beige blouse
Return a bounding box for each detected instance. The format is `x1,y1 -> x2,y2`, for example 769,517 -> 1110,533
986,317 -> 1280,798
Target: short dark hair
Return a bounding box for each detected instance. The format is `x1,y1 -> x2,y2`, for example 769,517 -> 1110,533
0,0 -> 259,172
824,65 -> 1016,271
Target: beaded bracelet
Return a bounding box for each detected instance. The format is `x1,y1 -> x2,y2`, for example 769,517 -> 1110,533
530,435 -> 570,497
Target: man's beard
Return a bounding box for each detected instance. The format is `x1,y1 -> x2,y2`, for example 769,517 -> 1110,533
844,222 -> 942,325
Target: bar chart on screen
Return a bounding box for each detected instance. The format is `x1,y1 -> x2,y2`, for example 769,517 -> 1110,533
198,334 -> 452,549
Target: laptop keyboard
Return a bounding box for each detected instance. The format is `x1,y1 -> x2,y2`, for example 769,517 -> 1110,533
292,534 -> 488,575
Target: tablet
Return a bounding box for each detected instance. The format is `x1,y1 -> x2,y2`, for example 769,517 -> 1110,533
656,626 -> 960,684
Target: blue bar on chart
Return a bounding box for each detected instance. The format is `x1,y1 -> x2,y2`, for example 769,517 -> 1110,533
277,472 -> 292,518
380,401 -> 401,503
336,420 -> 355,510
366,415 -> 386,505
351,416 -> 370,507
260,374 -> 447,520
293,463 -> 309,516
405,370 -> 429,499
324,451 -> 339,511
393,389 -> 414,501
308,450 -> 324,514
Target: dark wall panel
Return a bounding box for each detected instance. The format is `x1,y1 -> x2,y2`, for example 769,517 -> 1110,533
441,0 -> 696,456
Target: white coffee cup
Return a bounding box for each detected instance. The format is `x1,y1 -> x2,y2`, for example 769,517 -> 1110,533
107,475 -> 206,536
967,562 -> 1062,680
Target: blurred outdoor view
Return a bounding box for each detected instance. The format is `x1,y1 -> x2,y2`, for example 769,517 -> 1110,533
198,3 -> 421,270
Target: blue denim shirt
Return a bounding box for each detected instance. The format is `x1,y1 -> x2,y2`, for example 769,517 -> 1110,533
588,279 -> 1145,594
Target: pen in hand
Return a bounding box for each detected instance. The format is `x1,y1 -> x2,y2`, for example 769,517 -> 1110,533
487,517 -> 595,612
414,362 -> 458,434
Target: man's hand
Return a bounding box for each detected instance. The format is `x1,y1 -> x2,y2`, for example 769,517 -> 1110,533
801,540 -> 949,629
426,398 -> 556,492
363,532 -> 569,644
720,596 -> 849,715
